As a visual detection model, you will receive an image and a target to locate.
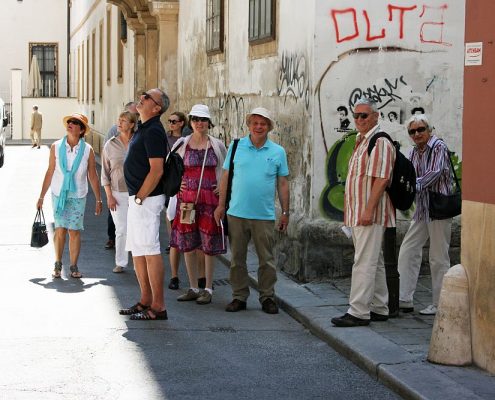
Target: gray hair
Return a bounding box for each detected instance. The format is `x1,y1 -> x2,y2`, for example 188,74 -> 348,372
354,97 -> 378,113
157,89 -> 170,115
406,114 -> 431,131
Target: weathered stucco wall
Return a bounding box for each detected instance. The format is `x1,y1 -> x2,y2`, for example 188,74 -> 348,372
177,0 -> 315,218
176,0 -> 464,281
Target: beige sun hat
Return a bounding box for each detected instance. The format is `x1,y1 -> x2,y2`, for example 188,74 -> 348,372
246,107 -> 275,131
63,113 -> 90,133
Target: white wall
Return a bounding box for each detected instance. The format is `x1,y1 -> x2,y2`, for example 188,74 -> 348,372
0,0 -> 68,99
21,98 -> 79,140
70,0 -> 135,137
314,0 -> 465,220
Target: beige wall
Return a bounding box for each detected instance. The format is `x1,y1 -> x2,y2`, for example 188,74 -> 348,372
461,201 -> 495,373
462,0 -> 495,374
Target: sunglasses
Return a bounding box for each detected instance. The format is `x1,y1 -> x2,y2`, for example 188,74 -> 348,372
408,126 -> 427,136
141,92 -> 161,108
67,119 -> 83,127
352,113 -> 369,120
191,116 -> 209,122
168,119 -> 180,124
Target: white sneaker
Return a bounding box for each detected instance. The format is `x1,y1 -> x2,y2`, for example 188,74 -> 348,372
113,266 -> 124,273
419,305 -> 437,315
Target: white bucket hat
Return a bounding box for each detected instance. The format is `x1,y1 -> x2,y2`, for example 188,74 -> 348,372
189,104 -> 212,119
246,107 -> 275,131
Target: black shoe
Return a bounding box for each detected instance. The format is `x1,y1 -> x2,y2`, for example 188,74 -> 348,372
261,298 -> 279,314
370,311 -> 389,321
198,277 -> 206,289
225,299 -> 247,312
331,313 -> 370,327
399,301 -> 414,313
168,277 -> 179,290
105,239 -> 115,250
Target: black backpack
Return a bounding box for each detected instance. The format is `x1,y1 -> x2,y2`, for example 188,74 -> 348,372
367,132 -> 416,211
162,140 -> 185,197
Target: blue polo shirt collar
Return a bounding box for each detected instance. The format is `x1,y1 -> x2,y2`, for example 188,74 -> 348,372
248,134 -> 271,150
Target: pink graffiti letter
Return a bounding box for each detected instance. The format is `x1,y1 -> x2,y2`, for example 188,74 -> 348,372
331,8 -> 359,43
363,10 -> 386,41
388,4 -> 417,39
419,4 -> 452,46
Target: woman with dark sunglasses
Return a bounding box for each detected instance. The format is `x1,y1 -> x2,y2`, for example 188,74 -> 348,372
398,114 -> 454,316
166,111 -> 189,150
36,113 -> 102,279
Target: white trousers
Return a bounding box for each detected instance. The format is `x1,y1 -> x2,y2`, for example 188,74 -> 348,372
110,191 -> 129,268
348,224 -> 388,319
398,219 -> 452,307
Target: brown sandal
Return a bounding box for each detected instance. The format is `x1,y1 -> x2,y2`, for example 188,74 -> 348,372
69,264 -> 82,278
52,261 -> 62,279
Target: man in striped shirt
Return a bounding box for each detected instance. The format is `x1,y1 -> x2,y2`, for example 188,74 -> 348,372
398,114 -> 453,316
332,98 -> 396,327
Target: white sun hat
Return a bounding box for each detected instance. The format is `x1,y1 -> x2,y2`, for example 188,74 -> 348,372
246,107 -> 275,130
189,104 -> 212,119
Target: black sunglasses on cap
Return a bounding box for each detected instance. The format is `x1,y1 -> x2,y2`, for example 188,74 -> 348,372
190,116 -> 209,122
141,92 -> 161,108
353,113 -> 369,120
408,126 -> 427,136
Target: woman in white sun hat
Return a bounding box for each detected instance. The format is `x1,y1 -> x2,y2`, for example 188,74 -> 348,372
170,104 -> 227,305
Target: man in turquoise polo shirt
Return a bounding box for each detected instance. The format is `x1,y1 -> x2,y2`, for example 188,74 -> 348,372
214,107 -> 290,314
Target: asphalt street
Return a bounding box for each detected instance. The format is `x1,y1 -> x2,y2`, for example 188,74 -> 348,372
0,144 -> 399,400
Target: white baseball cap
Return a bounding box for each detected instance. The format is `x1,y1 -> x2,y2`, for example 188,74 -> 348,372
189,104 -> 212,119
246,107 -> 275,130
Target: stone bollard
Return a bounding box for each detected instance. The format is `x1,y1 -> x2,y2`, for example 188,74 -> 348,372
428,264 -> 472,366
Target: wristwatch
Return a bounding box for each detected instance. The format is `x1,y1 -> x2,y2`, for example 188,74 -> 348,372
135,197 -> 143,205
282,210 -> 289,216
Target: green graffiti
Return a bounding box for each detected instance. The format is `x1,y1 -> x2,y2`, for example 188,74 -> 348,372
319,133 -> 462,221
319,131 -> 357,221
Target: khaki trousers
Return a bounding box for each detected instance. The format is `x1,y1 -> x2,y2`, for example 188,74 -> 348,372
348,224 -> 388,319
227,215 -> 277,303
30,129 -> 41,146
398,219 -> 451,307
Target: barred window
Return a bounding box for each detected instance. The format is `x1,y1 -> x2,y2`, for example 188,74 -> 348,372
248,0 -> 275,44
29,43 -> 58,97
206,0 -> 224,54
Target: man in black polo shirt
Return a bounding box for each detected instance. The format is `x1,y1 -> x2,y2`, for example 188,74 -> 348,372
120,88 -> 169,321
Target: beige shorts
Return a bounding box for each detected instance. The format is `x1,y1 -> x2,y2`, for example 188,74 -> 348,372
126,195 -> 165,256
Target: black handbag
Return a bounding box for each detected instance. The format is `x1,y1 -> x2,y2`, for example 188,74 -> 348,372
428,142 -> 461,220
31,208 -> 49,248
224,139 -> 240,236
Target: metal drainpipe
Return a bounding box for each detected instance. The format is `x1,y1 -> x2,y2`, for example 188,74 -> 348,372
384,223 -> 399,318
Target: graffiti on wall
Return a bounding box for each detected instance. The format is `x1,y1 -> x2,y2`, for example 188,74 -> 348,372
348,75 -> 408,110
317,2 -> 460,221
330,3 -> 451,46
277,52 -> 310,111
214,93 -> 246,145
